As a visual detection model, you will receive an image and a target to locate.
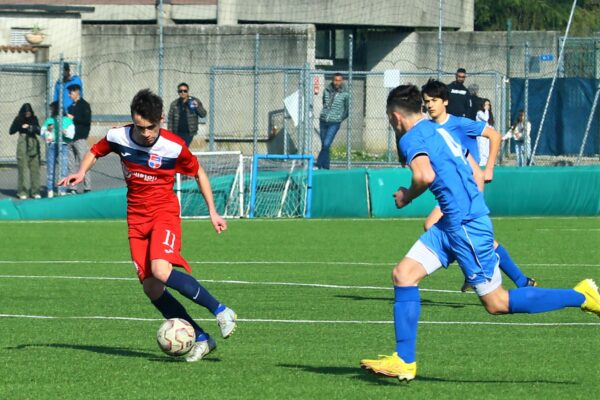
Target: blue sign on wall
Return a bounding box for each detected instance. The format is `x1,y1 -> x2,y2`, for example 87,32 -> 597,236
539,54 -> 554,62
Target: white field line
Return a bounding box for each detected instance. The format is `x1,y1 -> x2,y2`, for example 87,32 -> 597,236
535,228 -> 600,232
0,260 -> 598,268
0,313 -> 598,326
0,274 -> 459,294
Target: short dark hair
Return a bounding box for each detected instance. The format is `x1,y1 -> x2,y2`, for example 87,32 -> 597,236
333,73 -> 343,79
68,84 -> 81,93
386,85 -> 422,114
456,68 -> 466,74
63,62 -> 70,71
177,82 -> 189,89
49,101 -> 59,117
421,78 -> 448,101
130,89 -> 163,123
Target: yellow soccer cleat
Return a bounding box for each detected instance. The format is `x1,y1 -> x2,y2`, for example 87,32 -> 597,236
360,352 -> 417,382
574,279 -> 600,317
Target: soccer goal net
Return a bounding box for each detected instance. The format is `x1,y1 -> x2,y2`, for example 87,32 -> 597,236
249,154 -> 314,218
176,151 -> 246,218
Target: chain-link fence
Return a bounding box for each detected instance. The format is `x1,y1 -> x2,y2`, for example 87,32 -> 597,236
1,27 -> 598,199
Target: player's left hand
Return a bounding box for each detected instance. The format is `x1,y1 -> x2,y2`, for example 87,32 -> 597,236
483,168 -> 494,183
393,187 -> 411,209
210,214 -> 227,234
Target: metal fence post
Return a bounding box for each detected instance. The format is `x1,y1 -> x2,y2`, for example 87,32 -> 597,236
347,34 -> 353,169
253,32 -> 260,155
209,66 -> 216,151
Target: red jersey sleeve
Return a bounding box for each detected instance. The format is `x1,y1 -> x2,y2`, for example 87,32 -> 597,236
175,144 -> 200,176
90,137 -> 113,158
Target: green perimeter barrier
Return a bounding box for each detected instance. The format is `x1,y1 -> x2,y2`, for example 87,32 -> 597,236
0,166 -> 598,220
484,166 -> 600,216
367,168 -> 437,218
367,166 -> 600,218
311,168 -> 369,218
0,188 -> 127,220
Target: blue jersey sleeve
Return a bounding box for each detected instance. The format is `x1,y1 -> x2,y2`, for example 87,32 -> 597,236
458,117 -> 486,139
399,132 -> 428,166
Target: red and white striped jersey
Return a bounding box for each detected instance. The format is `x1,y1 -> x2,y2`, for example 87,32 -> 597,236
91,124 -> 199,224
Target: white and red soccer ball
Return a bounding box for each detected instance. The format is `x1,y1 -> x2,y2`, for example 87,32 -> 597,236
156,318 -> 195,356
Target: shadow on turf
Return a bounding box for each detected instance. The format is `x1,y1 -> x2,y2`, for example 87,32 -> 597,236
334,294 -> 478,309
278,364 -> 577,386
7,343 -> 220,362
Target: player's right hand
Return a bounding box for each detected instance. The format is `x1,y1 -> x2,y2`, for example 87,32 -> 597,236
210,213 -> 227,234
58,172 -> 84,187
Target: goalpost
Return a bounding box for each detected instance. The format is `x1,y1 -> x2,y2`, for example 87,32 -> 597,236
176,151 -> 246,218
248,154 -> 314,218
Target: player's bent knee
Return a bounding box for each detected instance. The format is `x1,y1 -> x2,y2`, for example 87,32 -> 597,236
151,259 -> 173,283
480,288 -> 510,315
392,259 -> 426,286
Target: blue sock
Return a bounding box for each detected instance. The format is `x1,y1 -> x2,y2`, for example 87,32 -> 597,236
166,270 -> 222,315
393,286 -> 420,363
151,289 -> 206,338
496,244 -> 528,287
508,287 -> 585,313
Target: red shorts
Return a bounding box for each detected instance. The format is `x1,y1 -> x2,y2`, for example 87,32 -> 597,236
128,217 -> 191,282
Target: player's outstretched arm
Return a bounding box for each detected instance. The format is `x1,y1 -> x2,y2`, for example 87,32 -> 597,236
394,155 -> 435,209
481,126 -> 501,183
194,165 -> 227,234
58,151 -> 97,188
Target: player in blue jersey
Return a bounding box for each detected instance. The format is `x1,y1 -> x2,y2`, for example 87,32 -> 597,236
359,84 -> 600,382
421,79 -> 537,291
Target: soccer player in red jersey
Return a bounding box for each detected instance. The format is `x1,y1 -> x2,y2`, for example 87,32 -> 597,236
59,89 -> 236,361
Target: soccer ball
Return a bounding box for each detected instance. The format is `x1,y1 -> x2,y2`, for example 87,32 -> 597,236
156,318 -> 196,356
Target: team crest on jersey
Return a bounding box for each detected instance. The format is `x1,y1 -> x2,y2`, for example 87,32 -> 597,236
148,153 -> 162,169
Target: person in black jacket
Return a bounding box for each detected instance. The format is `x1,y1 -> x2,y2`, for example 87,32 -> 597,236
446,68 -> 470,117
66,84 -> 92,193
9,103 -> 42,199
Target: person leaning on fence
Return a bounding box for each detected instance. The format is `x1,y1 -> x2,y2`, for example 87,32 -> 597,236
504,110 -> 531,167
53,62 -> 84,113
167,82 -> 207,147
316,73 -> 349,170
9,103 -> 42,200
41,101 -> 75,197
66,84 -> 92,194
476,98 -> 495,168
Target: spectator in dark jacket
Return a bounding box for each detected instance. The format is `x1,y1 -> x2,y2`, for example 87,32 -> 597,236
168,82 -> 207,147
66,84 -> 92,193
467,83 -> 484,121
9,103 -> 41,199
446,68 -> 470,117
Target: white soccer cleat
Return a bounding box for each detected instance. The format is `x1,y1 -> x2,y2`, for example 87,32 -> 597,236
185,336 -> 216,362
216,307 -> 237,339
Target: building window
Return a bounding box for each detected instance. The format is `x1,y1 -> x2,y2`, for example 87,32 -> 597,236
10,28 -> 31,45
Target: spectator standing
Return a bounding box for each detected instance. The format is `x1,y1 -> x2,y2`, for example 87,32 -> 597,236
446,68 -> 470,117
66,84 -> 92,193
168,82 -> 207,147
508,110 -> 531,167
476,99 -> 495,167
9,103 -> 41,199
41,101 -> 75,197
467,83 -> 483,121
316,73 -> 349,169
53,62 -> 83,113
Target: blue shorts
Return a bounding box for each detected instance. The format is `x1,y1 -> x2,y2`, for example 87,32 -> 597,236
418,215 -> 498,285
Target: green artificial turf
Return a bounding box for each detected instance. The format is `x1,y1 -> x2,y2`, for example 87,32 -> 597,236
0,217 -> 598,399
